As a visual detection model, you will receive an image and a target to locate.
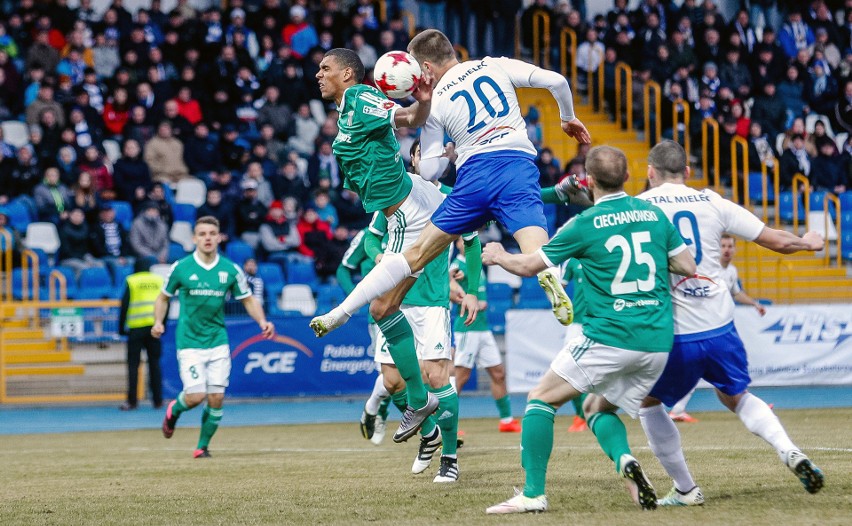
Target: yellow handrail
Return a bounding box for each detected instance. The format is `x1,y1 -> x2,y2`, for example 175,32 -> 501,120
378,0 -> 387,24
824,192 -> 841,267
0,229 -> 11,301
560,28 -> 577,93
401,10 -> 416,39
614,62 -> 632,130
758,161 -> 778,225
531,11 -> 551,69
21,249 -> 40,302
701,118 -> 718,190
49,269 -> 67,302
730,136 -> 748,206
672,99 -> 691,164
454,44 -> 469,62
775,258 -> 794,304
595,54 -> 605,112
643,81 -> 661,147
791,173 -> 810,234
515,13 -> 522,59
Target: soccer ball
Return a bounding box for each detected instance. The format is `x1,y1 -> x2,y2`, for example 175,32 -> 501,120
373,51 -> 422,99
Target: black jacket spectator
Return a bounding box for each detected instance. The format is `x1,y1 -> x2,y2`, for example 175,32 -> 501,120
113,142 -> 153,203
183,125 -> 221,175
750,85 -> 787,140
236,196 -> 268,235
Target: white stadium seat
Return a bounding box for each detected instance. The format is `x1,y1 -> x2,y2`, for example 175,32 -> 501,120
487,264 -> 522,289
1,121 -> 30,149
102,139 -> 121,164
174,178 -> 208,207
279,284 -> 316,315
150,264 -> 173,279
169,221 -> 195,252
24,222 -> 61,254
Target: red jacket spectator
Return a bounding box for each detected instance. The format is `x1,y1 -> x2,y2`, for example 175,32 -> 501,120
296,208 -> 331,257
172,86 -> 203,125
102,87 -> 131,136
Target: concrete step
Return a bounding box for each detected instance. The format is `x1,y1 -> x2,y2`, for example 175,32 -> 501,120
5,364 -> 85,376
0,328 -> 46,339
1,341 -> 59,353
3,351 -> 72,365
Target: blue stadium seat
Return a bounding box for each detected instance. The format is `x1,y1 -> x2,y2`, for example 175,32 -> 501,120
840,191 -> 852,213
841,212 -> 852,230
172,203 -> 197,224
168,242 -> 187,263
809,191 -> 835,220
778,192 -> 806,223
225,240 -> 254,266
76,267 -> 114,299
517,277 -> 550,309
315,284 -> 345,313
842,232 -> 852,261
108,201 -> 134,231
543,203 -> 558,236
111,264 -> 134,296
4,199 -> 33,232
51,265 -> 78,299
28,247 -> 49,269
12,268 -> 38,300
487,301 -> 511,334
286,260 -> 318,286
257,262 -> 285,292
486,282 -> 513,303
748,172 -> 774,203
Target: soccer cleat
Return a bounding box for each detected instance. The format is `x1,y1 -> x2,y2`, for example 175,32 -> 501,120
669,411 -> 699,423
309,312 -> 346,337
193,447 -> 211,459
457,429 -> 465,449
433,456 -> 460,483
537,269 -> 574,326
786,450 -> 824,494
359,406 -> 376,440
119,402 -> 137,411
393,392 -> 439,443
486,489 -> 548,514
498,419 -> 522,433
657,486 -> 705,506
161,400 -> 179,439
411,426 -> 442,474
370,414 -> 387,445
619,454 -> 657,510
567,415 -> 588,432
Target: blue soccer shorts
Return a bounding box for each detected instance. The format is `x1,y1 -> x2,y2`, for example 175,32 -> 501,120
649,322 -> 751,407
431,151 -> 547,235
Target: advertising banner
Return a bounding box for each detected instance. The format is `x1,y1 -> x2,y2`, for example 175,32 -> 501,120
505,310 -> 566,393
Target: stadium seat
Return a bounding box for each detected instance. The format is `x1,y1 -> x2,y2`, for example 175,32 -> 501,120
809,191 -> 831,219
1,120 -> 29,148
12,268 -> 38,300
76,267 -> 114,299
805,113 -> 834,136
172,203 -> 197,224
748,171 -> 774,204
174,178 -> 208,207
778,192 -> 806,223
150,264 -> 172,279
3,199 -> 33,231
102,139 -> 121,164
487,263 -> 522,289
27,247 -> 49,269
774,132 -> 785,156
168,242 -> 187,263
23,222 -> 61,255
257,262 -> 285,292
108,201 -> 134,231
842,232 -> 852,261
835,132 -> 849,151
112,264 -> 133,286
486,282 -> 513,303
279,284 -> 316,315
840,191 -> 852,213
841,212 -> 852,230
169,221 -> 195,251
315,284 -> 345,312
50,265 -> 78,299
225,240 -> 254,266
286,260 -> 318,286
487,301 -> 511,334
517,277 -> 551,309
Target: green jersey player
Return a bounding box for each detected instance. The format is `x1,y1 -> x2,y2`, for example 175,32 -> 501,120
483,146 -> 696,514
152,216 -> 274,458
314,48 -> 444,443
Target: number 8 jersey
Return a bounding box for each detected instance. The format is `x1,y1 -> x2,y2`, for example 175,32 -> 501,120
420,57 -> 540,170
638,183 -> 765,336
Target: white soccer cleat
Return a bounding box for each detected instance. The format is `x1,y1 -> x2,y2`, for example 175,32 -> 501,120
657,486 -> 705,506
619,454 -> 657,510
537,268 -> 574,326
485,489 -> 548,514
433,455 -> 459,483
411,426 -> 442,474
309,311 -> 348,337
785,450 -> 824,494
370,414 -> 387,446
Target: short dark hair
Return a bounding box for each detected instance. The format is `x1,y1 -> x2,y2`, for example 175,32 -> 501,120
648,140 -> 688,180
408,29 -> 455,65
721,233 -> 734,240
585,146 -> 627,191
409,137 -> 420,160
324,48 -> 365,83
195,215 -> 220,231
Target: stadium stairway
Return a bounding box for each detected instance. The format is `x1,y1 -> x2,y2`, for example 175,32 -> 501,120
516,88 -> 852,304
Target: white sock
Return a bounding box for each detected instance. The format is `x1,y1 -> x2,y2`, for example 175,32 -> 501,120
337,253 -> 412,317
365,374 -> 390,415
670,389 -> 695,415
735,392 -> 797,462
639,404 -> 697,492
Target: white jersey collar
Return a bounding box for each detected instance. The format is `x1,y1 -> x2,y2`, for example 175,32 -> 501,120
193,251 -> 220,271
595,191 -> 628,204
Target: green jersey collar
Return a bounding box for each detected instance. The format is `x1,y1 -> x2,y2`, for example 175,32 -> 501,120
595,191 -> 628,204
337,85 -> 357,112
193,251 -> 220,271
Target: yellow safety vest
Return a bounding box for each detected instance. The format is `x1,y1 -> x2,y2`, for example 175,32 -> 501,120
126,272 -> 164,329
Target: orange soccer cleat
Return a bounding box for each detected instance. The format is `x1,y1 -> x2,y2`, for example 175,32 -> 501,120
498,419 -> 522,433
669,411 -> 699,423
567,415 -> 588,432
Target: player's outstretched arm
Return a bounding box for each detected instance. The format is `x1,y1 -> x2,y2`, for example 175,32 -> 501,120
733,290 -> 767,316
241,296 -> 275,339
668,248 -> 697,277
754,227 -> 824,254
393,71 -> 433,129
482,242 -> 547,277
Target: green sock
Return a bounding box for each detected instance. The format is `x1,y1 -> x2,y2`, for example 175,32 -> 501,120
521,399 -> 556,498
571,393 -> 587,420
588,411 -> 631,472
495,394 -> 512,419
378,397 -> 391,420
197,406 -> 223,449
391,388 -> 408,414
430,384 -> 458,455
420,415 -> 437,437
172,391 -> 190,417
377,312 -> 428,407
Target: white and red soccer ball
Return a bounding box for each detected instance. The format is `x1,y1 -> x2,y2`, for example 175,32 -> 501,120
373,51 -> 422,99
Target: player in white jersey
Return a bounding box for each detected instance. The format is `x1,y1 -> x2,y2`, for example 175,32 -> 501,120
310,29 -> 591,343
636,141 -> 825,506
668,233 -> 768,423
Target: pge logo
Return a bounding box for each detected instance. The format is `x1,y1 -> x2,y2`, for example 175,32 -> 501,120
244,351 -> 298,374
613,299 -> 625,312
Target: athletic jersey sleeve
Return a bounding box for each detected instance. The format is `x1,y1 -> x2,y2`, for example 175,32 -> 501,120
341,230 -> 366,270
418,115 -> 447,181
369,211 -> 387,236
354,90 -> 399,134
162,261 -> 180,297
663,212 -> 689,257
231,264 -> 253,300
490,57 -> 576,121
712,191 -> 766,241
539,216 -> 586,267
729,266 -> 743,295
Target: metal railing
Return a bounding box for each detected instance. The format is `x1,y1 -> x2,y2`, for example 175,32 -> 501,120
531,11 -> 551,69
643,81 -> 662,147
791,173 -> 810,234
560,28 -> 578,92
614,62 -> 632,130
454,44 -> 469,61
0,230 -> 11,301
730,136 -> 748,205
824,192 -> 842,267
672,100 -> 691,163
701,118 -> 718,190
401,10 -> 416,38
593,56 -> 605,112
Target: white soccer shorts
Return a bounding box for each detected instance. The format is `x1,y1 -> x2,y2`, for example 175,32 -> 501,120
385,174 -> 445,278
177,344 -> 231,394
454,330 -> 502,369
374,305 -> 452,364
550,331 -> 667,418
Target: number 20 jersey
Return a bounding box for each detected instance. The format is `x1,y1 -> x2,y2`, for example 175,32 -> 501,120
420,57 -> 539,169
638,183 -> 765,336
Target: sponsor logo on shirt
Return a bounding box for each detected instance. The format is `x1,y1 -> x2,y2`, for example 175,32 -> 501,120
189,274 -> 199,281
613,298 -> 661,311
219,271 -> 228,284
363,106 -> 388,118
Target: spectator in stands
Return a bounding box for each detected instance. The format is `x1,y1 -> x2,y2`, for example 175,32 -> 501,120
729,9 -> 757,54
102,86 -> 131,138
236,178 -> 267,249
730,99 -> 751,139
55,145 -> 79,187
112,139 -> 152,206
696,29 -> 723,72
26,81 -> 64,128
576,28 -> 605,93
751,83 -> 786,143
720,47 -> 752,100
197,188 -> 234,245
638,12 -> 667,67
143,121 -> 190,184
536,148 -> 562,188
806,120 -> 834,157
779,133 -> 811,191
129,201 -> 169,263
10,144 -> 41,203
160,99 -> 193,141
287,103 -> 320,156
281,5 -> 318,60
242,162 -> 273,207
259,199 -> 300,257
334,188 -> 367,230
91,203 -> 134,275
781,117 -> 815,156
810,141 -> 847,194
832,80 -> 852,134
219,124 -> 249,171
778,65 -> 807,130
296,207 -> 331,258
71,170 -> 101,224
171,85 -> 203,126
0,210 -> 23,267
33,167 -> 72,223
183,123 -> 220,178
779,10 -> 815,60
242,257 -> 264,304
207,169 -> 240,206
255,85 -> 293,138
59,207 -> 105,277
124,106 -> 154,146
312,190 -> 338,230
315,224 -> 350,281
669,27 -> 695,73
805,60 -> 838,117
79,146 -> 115,200
145,183 -> 173,225
747,121 -> 777,173
717,116 -> 740,186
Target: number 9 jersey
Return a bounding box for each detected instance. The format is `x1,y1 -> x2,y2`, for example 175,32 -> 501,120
638,183 -> 765,336
420,57 -> 540,170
